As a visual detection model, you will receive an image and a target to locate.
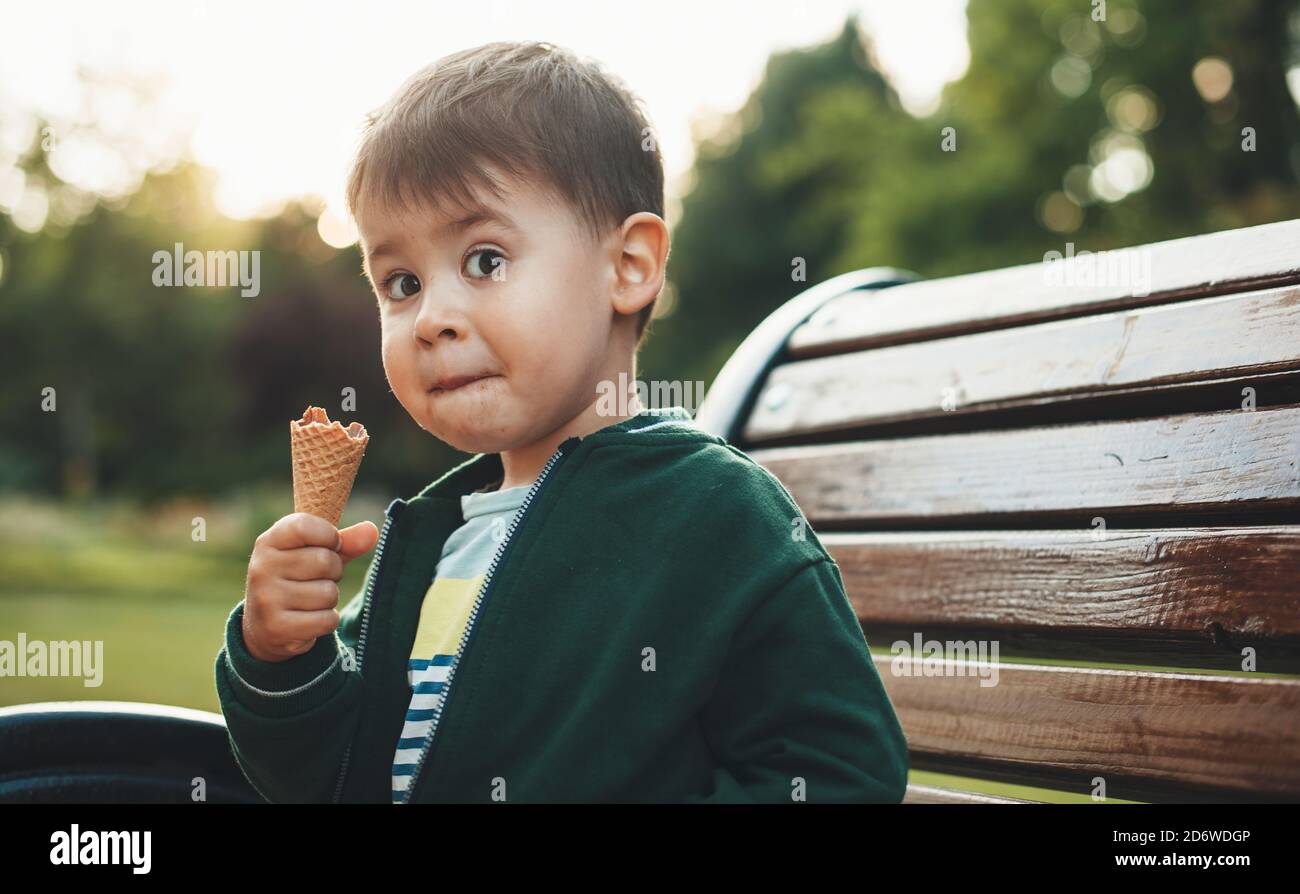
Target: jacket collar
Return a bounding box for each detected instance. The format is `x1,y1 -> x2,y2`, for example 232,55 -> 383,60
409,405 -> 696,506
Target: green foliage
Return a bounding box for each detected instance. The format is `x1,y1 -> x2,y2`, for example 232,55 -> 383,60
645,0 -> 1300,394
0,151 -> 462,504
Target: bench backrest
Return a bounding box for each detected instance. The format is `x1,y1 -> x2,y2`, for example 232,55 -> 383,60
697,219 -> 1300,803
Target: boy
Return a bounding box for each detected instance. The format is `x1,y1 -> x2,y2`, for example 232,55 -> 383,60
215,40 -> 908,803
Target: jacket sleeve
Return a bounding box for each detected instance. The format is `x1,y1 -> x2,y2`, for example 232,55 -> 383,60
213,585 -> 368,804
690,557 -> 910,804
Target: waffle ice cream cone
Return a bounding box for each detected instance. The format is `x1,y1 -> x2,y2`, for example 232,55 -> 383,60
290,406 -> 369,527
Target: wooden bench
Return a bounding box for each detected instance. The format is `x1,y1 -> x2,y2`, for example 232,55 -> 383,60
695,219 -> 1300,804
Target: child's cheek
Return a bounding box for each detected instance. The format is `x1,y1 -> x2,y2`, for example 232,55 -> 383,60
379,328 -> 407,392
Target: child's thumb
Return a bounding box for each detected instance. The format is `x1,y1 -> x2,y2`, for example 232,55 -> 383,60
337,520 -> 380,562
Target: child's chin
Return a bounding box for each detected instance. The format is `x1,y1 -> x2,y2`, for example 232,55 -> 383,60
427,419 -> 510,455
444,434 -> 506,454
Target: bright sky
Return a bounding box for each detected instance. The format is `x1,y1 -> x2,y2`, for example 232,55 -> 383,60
0,0 -> 968,241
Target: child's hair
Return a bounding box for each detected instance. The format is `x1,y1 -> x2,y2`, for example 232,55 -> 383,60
346,40 -> 665,345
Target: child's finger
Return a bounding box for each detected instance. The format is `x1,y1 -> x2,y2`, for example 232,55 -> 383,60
266,512 -> 342,551
337,520 -> 379,563
277,546 -> 345,582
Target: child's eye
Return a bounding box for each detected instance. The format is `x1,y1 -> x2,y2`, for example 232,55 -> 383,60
381,272 -> 421,302
464,247 -> 507,280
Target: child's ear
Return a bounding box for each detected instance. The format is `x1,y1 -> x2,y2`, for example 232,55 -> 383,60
611,213 -> 668,318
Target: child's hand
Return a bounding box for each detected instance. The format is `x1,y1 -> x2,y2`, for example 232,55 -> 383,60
241,513 -> 379,662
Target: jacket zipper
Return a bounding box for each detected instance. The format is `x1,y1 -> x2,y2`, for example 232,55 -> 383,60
330,497 -> 405,804
399,436 -> 579,804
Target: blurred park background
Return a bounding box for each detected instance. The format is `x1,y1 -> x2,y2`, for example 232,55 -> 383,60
1,0 -> 1298,801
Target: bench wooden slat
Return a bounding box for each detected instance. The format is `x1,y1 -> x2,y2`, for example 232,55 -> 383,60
873,655 -> 1300,799
748,284 -> 1300,443
903,784 -> 1039,804
787,219 -> 1300,357
749,404 -> 1300,524
826,527 -> 1300,670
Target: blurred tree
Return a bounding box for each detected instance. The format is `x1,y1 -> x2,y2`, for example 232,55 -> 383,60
843,0 -> 1300,275
655,0 -> 1300,401
0,132 -> 458,502
641,14 -> 900,390
0,148 -> 246,500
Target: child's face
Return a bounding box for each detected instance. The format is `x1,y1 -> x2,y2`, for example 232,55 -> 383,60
354,166 -> 625,455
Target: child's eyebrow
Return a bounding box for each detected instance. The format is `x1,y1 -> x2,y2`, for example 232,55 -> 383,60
436,207 -> 520,238
363,207 -> 519,269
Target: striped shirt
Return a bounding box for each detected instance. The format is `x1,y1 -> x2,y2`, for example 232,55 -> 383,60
390,479 -> 529,802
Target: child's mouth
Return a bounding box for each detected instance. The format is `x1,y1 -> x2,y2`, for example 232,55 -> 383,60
429,374 -> 499,394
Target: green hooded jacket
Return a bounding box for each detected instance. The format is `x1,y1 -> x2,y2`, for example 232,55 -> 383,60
214,406 -> 909,803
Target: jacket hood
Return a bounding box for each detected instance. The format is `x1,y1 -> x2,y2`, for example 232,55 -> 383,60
408,406 -> 702,507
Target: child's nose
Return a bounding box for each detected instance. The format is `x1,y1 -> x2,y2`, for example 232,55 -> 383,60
412,292 -> 471,345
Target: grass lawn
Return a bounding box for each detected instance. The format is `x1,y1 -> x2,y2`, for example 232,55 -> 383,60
0,592 -> 235,712
0,491 -> 378,713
